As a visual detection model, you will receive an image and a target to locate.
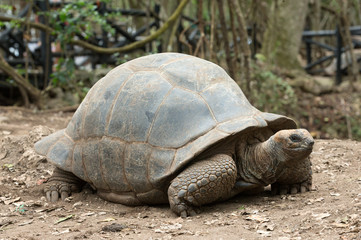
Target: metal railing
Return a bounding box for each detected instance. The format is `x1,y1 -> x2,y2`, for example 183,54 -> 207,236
302,26 -> 361,84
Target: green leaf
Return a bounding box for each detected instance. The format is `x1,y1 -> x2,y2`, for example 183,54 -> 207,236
59,12 -> 67,22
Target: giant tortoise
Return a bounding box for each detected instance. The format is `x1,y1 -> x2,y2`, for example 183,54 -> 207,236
35,53 -> 314,217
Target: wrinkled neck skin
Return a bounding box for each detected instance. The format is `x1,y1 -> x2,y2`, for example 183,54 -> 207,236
237,137 -> 286,186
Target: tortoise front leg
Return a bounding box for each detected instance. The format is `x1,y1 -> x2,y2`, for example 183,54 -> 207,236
45,167 -> 85,201
168,154 -> 238,217
271,157 -> 312,195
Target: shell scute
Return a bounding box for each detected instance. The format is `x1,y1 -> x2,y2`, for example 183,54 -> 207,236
66,68 -> 133,140
107,71 -> 172,142
161,57 -> 228,92
123,143 -> 153,193
81,140 -> 109,190
201,82 -> 256,123
148,87 -> 216,148
72,144 -> 88,182
148,148 -> 176,186
98,138 -> 130,192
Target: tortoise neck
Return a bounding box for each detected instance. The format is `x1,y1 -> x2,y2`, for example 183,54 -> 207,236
236,137 -> 285,185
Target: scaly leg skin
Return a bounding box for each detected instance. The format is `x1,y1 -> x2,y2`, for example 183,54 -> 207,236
168,154 -> 238,217
45,167 -> 86,202
271,157 -> 312,195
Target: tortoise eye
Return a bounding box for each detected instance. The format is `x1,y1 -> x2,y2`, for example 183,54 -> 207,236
289,134 -> 302,142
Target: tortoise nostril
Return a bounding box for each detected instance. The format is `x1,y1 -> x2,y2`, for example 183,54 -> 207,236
308,141 -> 315,147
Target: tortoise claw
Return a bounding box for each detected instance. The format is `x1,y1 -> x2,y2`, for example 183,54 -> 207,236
44,182 -> 71,202
46,190 -> 51,202
179,207 -> 198,218
271,181 -> 312,195
180,211 -> 187,218
51,190 -> 59,202
43,167 -> 85,202
188,209 -> 197,216
61,191 -> 69,200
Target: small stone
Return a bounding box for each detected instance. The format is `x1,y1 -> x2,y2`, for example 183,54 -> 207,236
102,223 -> 126,232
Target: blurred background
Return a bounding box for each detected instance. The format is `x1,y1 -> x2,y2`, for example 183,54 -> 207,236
0,0 -> 360,140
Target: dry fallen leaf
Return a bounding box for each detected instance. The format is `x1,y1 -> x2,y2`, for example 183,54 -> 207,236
72,201 -> 83,208
245,214 -> 270,223
160,223 -> 182,230
312,212 -> 331,220
331,223 -> 349,228
0,150 -> 7,160
52,229 -> 70,235
18,219 -> 34,226
81,212 -> 95,217
265,224 -> 275,231
4,197 -> 20,205
97,217 -> 116,223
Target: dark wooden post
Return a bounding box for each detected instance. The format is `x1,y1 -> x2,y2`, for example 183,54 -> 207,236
36,0 -> 52,88
335,26 -> 342,85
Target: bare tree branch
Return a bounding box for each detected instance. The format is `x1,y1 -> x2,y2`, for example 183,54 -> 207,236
0,54 -> 41,105
209,0 -> 216,62
0,0 -> 189,54
229,0 -> 251,91
217,0 -> 235,79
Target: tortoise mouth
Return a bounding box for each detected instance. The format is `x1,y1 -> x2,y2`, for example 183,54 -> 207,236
290,146 -> 313,151
287,141 -> 314,151
284,144 -> 313,157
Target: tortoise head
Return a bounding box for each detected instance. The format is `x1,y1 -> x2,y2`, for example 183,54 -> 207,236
271,129 -> 314,161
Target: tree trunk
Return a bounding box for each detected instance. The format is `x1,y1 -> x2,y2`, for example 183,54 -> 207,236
261,0 -> 309,69
229,0 -> 251,91
160,0 -> 181,52
338,0 -> 358,88
217,0 -> 235,79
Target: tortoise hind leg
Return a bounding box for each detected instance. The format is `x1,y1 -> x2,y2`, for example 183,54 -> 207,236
45,167 -> 86,202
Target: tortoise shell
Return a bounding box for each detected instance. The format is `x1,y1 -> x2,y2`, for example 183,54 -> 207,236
35,53 -> 296,195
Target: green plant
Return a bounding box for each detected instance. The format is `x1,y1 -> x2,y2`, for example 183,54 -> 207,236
248,62 -> 297,115
350,117 -> 361,140
48,1 -> 117,44
51,58 -> 75,87
47,0 -> 123,88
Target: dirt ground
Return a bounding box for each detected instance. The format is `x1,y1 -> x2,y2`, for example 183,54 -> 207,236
0,108 -> 360,240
